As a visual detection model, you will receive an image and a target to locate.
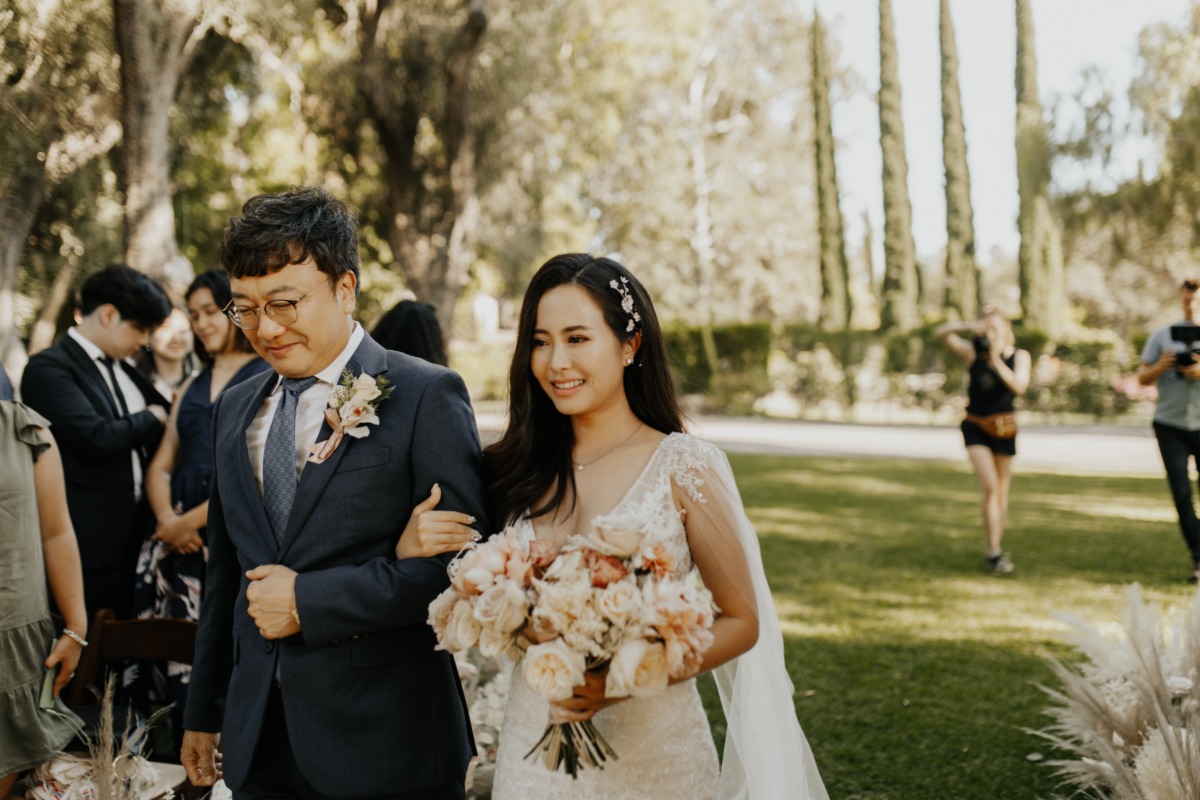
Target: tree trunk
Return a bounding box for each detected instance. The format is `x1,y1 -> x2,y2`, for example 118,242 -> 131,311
811,12 -> 851,330
359,0 -> 487,339
28,228 -> 88,355
112,0 -> 205,295
877,0 -> 920,333
435,0 -> 487,337
1015,0 -> 1064,335
0,179 -> 47,369
940,0 -> 978,321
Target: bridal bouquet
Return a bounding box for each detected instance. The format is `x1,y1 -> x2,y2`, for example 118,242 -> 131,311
427,514 -> 718,778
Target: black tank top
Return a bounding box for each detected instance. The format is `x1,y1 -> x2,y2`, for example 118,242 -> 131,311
966,350 -> 1016,416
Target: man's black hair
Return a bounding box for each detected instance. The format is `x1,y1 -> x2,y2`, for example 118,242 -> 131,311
78,265 -> 172,329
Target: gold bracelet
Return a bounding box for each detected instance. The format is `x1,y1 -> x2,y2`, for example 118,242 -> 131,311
62,629 -> 88,647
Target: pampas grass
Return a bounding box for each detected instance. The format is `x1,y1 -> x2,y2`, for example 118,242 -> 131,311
1033,584 -> 1200,799
26,674 -> 173,800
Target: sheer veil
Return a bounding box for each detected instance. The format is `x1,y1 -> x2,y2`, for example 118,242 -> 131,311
706,452 -> 829,800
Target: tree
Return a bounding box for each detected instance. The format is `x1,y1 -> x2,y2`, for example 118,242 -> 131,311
112,0 -> 219,292
1014,0 -> 1064,335
939,0 -> 977,320
356,0 -> 488,336
811,11 -> 850,330
877,0 -> 920,332
0,0 -> 121,363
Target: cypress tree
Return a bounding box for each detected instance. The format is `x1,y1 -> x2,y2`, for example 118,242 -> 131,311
940,0 -> 978,320
877,0 -> 920,331
1015,0 -> 1064,334
811,11 -> 851,329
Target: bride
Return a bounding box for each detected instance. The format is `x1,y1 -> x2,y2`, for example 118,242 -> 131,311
402,254 -> 827,799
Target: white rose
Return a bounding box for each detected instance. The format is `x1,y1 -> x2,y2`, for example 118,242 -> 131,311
461,566 -> 496,594
594,579 -> 643,627
351,372 -> 383,401
473,579 -> 528,635
427,589 -> 458,647
479,545 -> 508,575
593,518 -> 645,557
523,638 -> 586,701
442,598 -> 482,651
478,626 -> 513,658
543,549 -> 585,581
604,638 -> 669,698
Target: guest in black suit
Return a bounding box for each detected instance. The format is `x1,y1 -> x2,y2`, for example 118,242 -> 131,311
21,265 -> 172,620
182,188 -> 487,799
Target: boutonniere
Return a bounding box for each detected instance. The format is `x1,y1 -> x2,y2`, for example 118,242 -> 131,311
307,369 -> 393,464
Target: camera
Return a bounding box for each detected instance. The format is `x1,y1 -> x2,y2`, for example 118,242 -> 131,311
972,335 -> 991,354
1170,324 -> 1200,367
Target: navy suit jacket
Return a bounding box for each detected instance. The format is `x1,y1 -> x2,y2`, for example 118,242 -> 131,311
20,335 -> 167,572
183,332 -> 487,797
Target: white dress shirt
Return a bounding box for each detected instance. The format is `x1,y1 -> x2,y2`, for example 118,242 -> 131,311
247,323 -> 365,496
68,327 -> 148,498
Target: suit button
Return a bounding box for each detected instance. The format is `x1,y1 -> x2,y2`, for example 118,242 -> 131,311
263,641 -> 275,653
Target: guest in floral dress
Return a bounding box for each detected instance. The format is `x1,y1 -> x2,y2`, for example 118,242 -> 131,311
127,271 -> 267,742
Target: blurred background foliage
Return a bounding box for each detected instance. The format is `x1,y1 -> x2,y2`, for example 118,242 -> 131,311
3,0 -> 1199,418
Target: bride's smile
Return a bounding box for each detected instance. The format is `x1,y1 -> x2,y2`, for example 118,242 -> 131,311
531,283 -> 637,420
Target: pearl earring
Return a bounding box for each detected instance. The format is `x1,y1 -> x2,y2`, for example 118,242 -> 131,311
625,357 -> 634,366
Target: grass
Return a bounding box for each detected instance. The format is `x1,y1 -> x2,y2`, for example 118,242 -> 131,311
694,452 -> 1196,800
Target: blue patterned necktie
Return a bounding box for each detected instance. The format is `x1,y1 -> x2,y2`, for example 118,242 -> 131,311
263,376 -> 318,544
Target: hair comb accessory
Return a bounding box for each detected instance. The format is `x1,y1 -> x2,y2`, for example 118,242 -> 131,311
609,277 -> 642,333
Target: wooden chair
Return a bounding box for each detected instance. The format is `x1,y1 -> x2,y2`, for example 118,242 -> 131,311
65,609 -> 198,706
62,609 -> 201,798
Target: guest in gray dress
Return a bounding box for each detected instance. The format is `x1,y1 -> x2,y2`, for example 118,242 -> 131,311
0,379 -> 89,798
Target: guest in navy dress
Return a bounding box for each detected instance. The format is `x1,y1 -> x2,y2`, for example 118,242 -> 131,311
127,271 -> 268,735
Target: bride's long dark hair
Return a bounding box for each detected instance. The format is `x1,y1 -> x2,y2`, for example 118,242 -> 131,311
483,254 -> 685,529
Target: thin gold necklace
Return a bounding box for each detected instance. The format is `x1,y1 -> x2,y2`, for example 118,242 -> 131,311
572,422 -> 643,471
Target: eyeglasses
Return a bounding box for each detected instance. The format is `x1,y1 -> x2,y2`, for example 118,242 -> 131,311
223,279 -> 329,330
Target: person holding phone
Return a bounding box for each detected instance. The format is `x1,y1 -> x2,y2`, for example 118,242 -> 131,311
936,307 -> 1032,575
1138,277 -> 1200,582
0,365 -> 87,799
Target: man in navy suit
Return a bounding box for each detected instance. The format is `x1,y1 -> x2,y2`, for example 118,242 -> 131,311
21,265 -> 172,619
182,187 -> 486,799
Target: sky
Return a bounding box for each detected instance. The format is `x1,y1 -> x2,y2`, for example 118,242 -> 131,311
809,0 -> 1193,265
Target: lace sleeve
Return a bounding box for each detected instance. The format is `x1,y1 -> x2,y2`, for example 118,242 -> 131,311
666,435 -> 829,800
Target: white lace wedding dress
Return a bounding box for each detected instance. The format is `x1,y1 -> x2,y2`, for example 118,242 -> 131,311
490,433 -> 828,800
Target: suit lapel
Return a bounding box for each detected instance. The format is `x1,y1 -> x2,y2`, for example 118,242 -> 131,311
229,370 -> 278,553
277,334 -> 391,559
60,336 -> 122,419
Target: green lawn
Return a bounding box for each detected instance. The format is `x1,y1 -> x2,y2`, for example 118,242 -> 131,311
696,452 -> 1194,800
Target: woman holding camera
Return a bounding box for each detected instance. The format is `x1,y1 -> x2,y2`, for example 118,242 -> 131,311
936,307 -> 1032,574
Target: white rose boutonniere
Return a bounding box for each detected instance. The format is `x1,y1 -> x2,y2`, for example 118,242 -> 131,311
307,369 -> 393,464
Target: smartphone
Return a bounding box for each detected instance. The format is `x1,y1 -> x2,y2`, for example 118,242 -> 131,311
39,664 -> 58,709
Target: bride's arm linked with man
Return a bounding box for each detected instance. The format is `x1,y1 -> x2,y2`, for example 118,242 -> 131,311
182,187 -> 826,800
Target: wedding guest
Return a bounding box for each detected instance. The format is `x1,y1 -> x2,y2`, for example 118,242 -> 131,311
0,378 -> 88,798
126,271 -> 269,746
372,299 -> 448,366
182,187 -> 487,798
21,265 -> 172,619
1137,277 -> 1200,582
136,306 -> 196,402
450,254 -> 825,799
935,306 -> 1032,574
